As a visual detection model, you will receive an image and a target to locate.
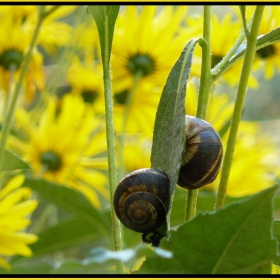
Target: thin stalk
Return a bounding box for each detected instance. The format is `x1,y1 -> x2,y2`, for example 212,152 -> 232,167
117,72 -> 142,181
2,65 -> 16,123
0,10 -> 44,186
102,7 -> 124,274
215,6 -> 264,210
185,6 -> 212,221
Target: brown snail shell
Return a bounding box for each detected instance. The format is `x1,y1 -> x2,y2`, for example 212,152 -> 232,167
113,168 -> 170,234
177,115 -> 223,189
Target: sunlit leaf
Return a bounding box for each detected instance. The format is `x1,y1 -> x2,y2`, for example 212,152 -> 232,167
88,5 -> 119,67
0,149 -> 31,172
137,185 -> 278,274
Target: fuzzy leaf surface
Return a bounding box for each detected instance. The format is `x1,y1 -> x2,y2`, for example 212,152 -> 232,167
151,39 -> 199,202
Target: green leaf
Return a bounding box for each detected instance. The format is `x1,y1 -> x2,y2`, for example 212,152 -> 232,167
0,260 -> 54,274
0,149 -> 31,172
213,27 -> 280,81
28,217 -> 110,257
272,220 -> 280,266
137,185 -> 278,274
151,39 -> 199,201
88,5 -> 119,67
24,177 -> 111,240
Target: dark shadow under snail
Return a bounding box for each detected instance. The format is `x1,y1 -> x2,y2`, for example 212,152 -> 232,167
113,115 -> 223,247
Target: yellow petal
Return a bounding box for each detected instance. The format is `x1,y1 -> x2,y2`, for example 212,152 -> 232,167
0,175 -> 25,200
0,257 -> 11,270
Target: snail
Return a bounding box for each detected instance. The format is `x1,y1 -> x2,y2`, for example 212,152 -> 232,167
177,115 -> 223,189
113,168 -> 170,246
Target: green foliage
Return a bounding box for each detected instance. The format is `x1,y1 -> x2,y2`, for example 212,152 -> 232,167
151,39 -> 199,198
213,27 -> 280,81
87,6 -> 120,67
24,177 -> 111,239
0,149 -> 30,172
137,185 -> 278,274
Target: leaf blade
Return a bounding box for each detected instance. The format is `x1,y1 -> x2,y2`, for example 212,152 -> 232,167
24,177 -> 111,240
151,39 -> 199,199
0,149 -> 31,172
88,5 -> 119,66
137,185 -> 278,274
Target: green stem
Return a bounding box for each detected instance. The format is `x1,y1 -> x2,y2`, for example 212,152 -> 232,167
215,6 -> 264,210
0,9 -> 44,184
185,6 -> 212,221
102,7 -> 124,274
211,24 -> 248,76
117,72 -> 142,181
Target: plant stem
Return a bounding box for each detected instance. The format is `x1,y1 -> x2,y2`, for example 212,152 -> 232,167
0,9 -> 44,184
102,7 -> 124,274
185,6 -> 212,221
215,6 -> 264,210
117,72 -> 142,181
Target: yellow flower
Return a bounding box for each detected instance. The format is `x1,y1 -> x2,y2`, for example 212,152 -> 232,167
231,6 -> 280,80
111,6 -> 189,92
253,6 -> 280,79
113,81 -> 162,137
217,121 -> 279,197
67,58 -> 104,114
0,175 -> 38,270
0,10 -> 45,103
184,80 -> 279,197
186,12 -> 258,88
0,6 -> 77,54
122,134 -> 152,173
8,94 -> 109,208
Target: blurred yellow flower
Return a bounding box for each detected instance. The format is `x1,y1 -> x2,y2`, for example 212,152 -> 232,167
231,6 -> 280,80
184,80 -> 279,197
186,12 -> 258,88
113,81 -> 161,137
0,175 -> 38,270
254,6 -> 280,79
111,6 -> 189,92
67,58 -> 104,114
8,94 -> 109,208
0,10 -> 44,103
216,121 -> 279,197
122,134 -> 152,173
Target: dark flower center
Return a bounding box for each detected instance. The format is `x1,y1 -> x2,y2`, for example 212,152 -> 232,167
114,89 -> 129,105
81,89 -> 98,104
211,54 -> 223,69
127,53 -> 156,77
256,44 -> 276,59
0,49 -> 24,70
40,151 -> 62,172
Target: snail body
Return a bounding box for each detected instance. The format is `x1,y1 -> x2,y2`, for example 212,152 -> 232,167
113,168 -> 170,234
177,115 -> 223,189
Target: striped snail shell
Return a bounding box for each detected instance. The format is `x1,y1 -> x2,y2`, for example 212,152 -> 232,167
113,168 -> 170,234
177,115 -> 223,189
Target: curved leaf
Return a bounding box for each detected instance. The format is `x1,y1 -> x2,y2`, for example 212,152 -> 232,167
151,39 -> 200,201
137,185 -> 278,274
88,5 -> 119,67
